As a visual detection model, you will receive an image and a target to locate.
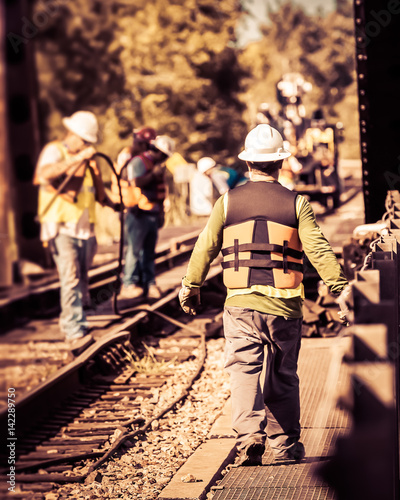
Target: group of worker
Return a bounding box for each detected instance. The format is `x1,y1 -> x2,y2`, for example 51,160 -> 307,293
256,72 -> 338,194
34,109 -> 349,469
34,111 -> 175,344
34,110 -> 248,345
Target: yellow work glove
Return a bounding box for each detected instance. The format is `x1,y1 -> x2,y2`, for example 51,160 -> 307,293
179,285 -> 200,315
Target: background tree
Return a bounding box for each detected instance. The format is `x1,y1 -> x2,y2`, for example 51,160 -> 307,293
33,0 -> 358,166
33,0 -> 248,168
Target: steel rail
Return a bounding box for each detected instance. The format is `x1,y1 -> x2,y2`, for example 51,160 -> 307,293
0,267 -> 223,484
0,285 -> 185,425
2,307 -> 206,483
0,228 -> 201,310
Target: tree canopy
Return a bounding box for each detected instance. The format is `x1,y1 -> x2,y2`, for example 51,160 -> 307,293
34,0 -> 248,164
32,0 -> 358,162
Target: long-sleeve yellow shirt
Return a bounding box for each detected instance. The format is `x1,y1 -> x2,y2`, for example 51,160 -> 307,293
183,186 -> 348,318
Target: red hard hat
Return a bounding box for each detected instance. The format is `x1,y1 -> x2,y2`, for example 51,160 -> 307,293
133,127 -> 157,142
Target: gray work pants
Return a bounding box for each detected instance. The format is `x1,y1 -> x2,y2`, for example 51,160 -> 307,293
223,306 -> 302,456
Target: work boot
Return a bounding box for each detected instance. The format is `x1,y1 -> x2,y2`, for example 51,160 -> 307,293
234,442 -> 265,467
119,284 -> 144,299
274,441 -> 305,462
146,284 -> 162,300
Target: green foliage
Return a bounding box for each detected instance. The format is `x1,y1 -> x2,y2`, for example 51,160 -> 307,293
33,0 -> 359,174
33,0 -> 248,164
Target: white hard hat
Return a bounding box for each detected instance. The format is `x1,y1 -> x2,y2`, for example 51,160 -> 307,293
238,124 -> 291,162
62,111 -> 99,143
197,157 -> 216,174
151,135 -> 175,157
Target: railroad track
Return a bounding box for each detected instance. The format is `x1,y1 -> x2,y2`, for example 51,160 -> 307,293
0,228 -> 205,409
0,228 -> 202,333
0,271 -> 226,498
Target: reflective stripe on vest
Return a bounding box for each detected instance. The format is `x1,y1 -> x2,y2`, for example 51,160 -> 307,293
38,142 -> 96,224
111,149 -> 139,208
221,181 -> 304,289
110,153 -> 165,210
138,154 -> 166,210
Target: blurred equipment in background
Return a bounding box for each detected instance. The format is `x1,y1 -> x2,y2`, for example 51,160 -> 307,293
255,102 -> 280,128
295,109 -> 343,208
255,74 -> 344,207
276,72 -> 312,129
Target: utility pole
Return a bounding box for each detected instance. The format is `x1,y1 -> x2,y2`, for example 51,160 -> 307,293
0,5 -> 14,287
4,0 -> 43,270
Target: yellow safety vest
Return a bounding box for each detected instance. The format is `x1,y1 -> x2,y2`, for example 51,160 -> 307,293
37,142 -> 97,224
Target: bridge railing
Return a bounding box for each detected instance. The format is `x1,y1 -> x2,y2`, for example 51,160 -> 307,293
320,189 -> 400,500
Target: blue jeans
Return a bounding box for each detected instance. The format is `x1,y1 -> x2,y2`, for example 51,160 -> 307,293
123,210 -> 159,289
51,234 -> 97,339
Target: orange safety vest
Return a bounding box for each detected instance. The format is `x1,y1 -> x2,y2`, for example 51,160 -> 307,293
111,153 -> 164,211
221,181 -> 303,289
